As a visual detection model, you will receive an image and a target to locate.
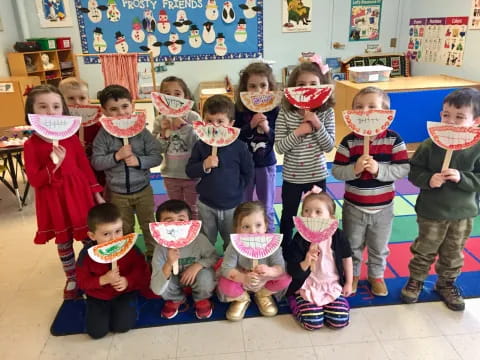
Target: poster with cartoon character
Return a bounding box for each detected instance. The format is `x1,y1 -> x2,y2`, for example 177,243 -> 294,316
282,0 -> 312,33
36,0 -> 73,27
74,0 -> 263,63
470,0 -> 480,29
349,0 -> 382,41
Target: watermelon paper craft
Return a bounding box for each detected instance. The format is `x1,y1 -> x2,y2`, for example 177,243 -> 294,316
427,121 -> 480,170
88,233 -> 138,271
230,233 -> 283,269
342,109 -> 396,155
100,112 -> 146,145
151,92 -> 194,117
284,85 -> 333,111
193,120 -> 240,156
239,91 -> 283,113
149,220 -> 202,275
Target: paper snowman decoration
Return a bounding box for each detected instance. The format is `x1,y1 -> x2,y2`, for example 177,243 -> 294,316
174,10 -> 191,33
205,0 -> 219,21
202,21 -> 216,44
146,34 -> 161,58
234,18 -> 247,42
165,33 -> 185,55
239,0 -> 261,19
114,31 -> 128,53
87,0 -> 103,23
106,0 -> 121,22
214,33 -> 227,56
131,17 -> 145,43
189,25 -> 202,48
93,27 -> 107,53
222,1 -> 235,23
142,9 -> 156,33
157,9 -> 171,34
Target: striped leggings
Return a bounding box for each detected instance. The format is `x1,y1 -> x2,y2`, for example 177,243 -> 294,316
288,294 -> 350,330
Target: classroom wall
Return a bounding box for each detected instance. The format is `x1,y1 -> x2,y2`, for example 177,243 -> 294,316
0,1 -> 21,77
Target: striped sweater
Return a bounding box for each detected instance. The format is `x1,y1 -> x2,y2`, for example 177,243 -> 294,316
332,130 -> 410,210
275,107 -> 335,183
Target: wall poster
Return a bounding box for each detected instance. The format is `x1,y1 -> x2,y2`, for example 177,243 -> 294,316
282,0 -> 312,33
349,0 -> 382,41
470,0 -> 480,29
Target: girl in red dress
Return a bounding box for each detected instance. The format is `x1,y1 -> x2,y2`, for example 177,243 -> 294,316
23,85 -> 104,299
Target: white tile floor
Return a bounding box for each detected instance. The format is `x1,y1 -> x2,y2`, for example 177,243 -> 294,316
1,183 -> 480,360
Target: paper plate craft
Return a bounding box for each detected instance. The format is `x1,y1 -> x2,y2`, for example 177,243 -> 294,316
427,121 -> 480,170
193,120 -> 240,156
230,233 -> 283,269
284,85 -> 334,111
342,109 -> 396,155
88,233 -> 138,270
28,114 -> 81,164
239,91 -> 283,113
151,92 -> 194,117
149,220 -> 202,274
68,104 -> 103,145
100,112 -> 146,145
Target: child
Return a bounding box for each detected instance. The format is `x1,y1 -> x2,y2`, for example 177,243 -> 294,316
186,95 -> 254,249
285,189 -> 353,330
234,62 -> 279,233
23,84 -> 104,299
275,57 -> 336,251
332,87 -> 410,296
217,201 -> 292,321
152,77 -> 202,219
150,200 -> 218,319
401,88 -> 480,311
91,85 -> 162,259
76,203 -> 151,339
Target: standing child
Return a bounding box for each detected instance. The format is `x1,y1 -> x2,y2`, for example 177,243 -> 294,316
234,62 -> 279,232
150,200 -> 218,319
401,88 -> 480,311
217,201 -> 291,321
152,76 -> 202,219
285,190 -> 353,330
76,203 -> 151,339
332,87 -> 410,296
91,85 -> 162,259
23,85 -> 104,299
186,95 -> 254,249
275,58 -> 336,251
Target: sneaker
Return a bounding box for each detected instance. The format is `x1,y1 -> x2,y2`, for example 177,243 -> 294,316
400,278 -> 424,304
161,300 -> 184,319
368,277 -> 388,296
195,299 -> 213,319
254,293 -> 278,317
435,280 -> 465,311
63,279 -> 79,300
351,276 -> 360,295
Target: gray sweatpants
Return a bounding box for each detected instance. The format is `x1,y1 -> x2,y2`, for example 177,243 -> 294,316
198,200 -> 235,251
161,268 -> 216,302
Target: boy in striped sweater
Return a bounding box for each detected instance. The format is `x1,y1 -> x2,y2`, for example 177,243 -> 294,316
332,87 -> 409,296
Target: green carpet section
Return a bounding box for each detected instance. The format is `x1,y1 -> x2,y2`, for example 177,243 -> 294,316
390,216 -> 418,243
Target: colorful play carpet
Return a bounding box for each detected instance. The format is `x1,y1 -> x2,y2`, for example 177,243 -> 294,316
50,168 -> 480,336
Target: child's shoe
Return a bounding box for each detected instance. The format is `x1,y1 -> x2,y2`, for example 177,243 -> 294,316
63,279 -> 79,300
434,279 -> 465,311
161,300 -> 184,319
400,278 -> 424,303
351,276 -> 360,295
368,277 -> 388,296
195,299 -> 213,319
254,288 -> 278,317
226,292 -> 251,321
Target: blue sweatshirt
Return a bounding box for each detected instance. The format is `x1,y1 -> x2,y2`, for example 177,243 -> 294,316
186,139 -> 254,210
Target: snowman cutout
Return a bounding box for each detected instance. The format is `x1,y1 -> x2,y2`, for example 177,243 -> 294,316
173,10 -> 192,33
157,10 -> 171,34
189,25 -> 202,48
202,21 -> 216,44
140,34 -> 162,58
222,1 -> 235,24
114,31 -> 129,53
234,18 -> 247,42
93,27 -> 107,53
106,0 -> 121,22
164,33 -> 185,55
205,0 -> 219,21
214,33 -> 227,57
131,16 -> 145,43
143,9 -> 156,33
79,0 -> 107,23
239,0 -> 262,19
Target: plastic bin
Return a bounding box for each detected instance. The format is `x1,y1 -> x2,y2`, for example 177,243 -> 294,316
27,38 -> 57,50
348,65 -> 392,83
56,37 -> 71,49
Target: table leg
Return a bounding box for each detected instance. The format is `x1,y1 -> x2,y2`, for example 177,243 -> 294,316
5,152 -> 22,210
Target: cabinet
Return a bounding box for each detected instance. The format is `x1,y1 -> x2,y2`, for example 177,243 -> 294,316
0,76 -> 41,127
7,49 -> 78,86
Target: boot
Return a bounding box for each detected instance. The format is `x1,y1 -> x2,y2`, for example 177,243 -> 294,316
226,291 -> 251,321
254,288 -> 278,317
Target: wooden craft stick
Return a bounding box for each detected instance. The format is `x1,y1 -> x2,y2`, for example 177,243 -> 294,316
252,259 -> 258,270
123,137 -> 129,146
79,127 -> 85,147
172,260 -> 179,275
363,135 -> 370,155
112,260 -> 118,271
51,140 -> 59,164
310,243 -> 318,272
441,149 -> 453,171
212,146 -> 218,157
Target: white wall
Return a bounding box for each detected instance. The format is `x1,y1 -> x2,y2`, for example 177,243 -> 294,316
0,1 -> 21,77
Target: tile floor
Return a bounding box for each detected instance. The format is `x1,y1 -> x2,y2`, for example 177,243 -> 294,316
1,184 -> 480,360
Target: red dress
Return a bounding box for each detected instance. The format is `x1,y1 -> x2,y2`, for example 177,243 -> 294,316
24,134 -> 103,244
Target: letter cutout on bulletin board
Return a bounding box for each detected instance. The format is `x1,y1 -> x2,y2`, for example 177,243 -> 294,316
74,0 -> 264,63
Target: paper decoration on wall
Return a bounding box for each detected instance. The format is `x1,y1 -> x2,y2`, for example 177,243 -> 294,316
284,85 -> 333,110
349,0 -> 382,41
407,17 -> 468,67
88,233 -> 137,271
470,0 -> 480,29
74,0 -> 264,63
193,121 -> 240,156
282,0 -> 312,33
240,91 -> 283,113
36,0 -> 74,28
230,233 -> 283,268
100,112 -> 146,145
149,220 -> 202,274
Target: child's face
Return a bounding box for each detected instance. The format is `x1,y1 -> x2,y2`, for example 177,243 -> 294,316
295,71 -> 320,87
159,210 -> 190,222
204,112 -> 233,127
102,98 -> 133,117
162,81 -> 185,98
302,199 -> 332,219
441,103 -> 477,126
33,93 -> 64,115
247,74 -> 269,93
63,86 -> 89,106
353,93 -> 384,111
88,219 -> 123,245
237,211 -> 267,234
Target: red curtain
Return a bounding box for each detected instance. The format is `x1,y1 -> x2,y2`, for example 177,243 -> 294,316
99,53 -> 139,99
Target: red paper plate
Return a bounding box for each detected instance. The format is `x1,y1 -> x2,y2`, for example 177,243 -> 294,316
151,92 -> 194,117
284,85 -> 333,110
100,112 -> 146,138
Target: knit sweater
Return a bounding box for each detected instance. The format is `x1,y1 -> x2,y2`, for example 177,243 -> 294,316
274,107 -> 335,183
409,139 -> 480,220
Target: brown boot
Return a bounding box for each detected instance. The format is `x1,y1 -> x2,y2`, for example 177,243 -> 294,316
368,277 -> 389,296
226,292 -> 251,321
351,276 -> 360,295
254,288 -> 278,317
435,279 -> 465,311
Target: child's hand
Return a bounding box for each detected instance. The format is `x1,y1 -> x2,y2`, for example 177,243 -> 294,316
166,248 -> 180,267
305,245 -> 319,266
354,154 -> 370,175
245,271 -> 260,287
112,276 -> 128,292
442,168 -> 461,183
116,144 -> 133,161
100,268 -> 120,285
342,282 -> 353,297
250,113 -> 267,129
257,120 -> 270,134
203,155 -> 219,170
303,112 -> 321,130
51,145 -> 66,171
160,118 -> 172,130
180,263 -> 203,286
429,173 -> 446,188
294,122 -> 313,137
254,264 -> 274,278
172,117 -> 187,130
95,192 -> 106,204
124,155 -> 139,167
364,157 -> 379,176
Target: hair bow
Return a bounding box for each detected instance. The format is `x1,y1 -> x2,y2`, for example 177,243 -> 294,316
302,185 -> 323,201
299,52 -> 330,75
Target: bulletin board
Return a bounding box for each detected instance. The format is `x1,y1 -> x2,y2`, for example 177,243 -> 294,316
74,0 -> 264,64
